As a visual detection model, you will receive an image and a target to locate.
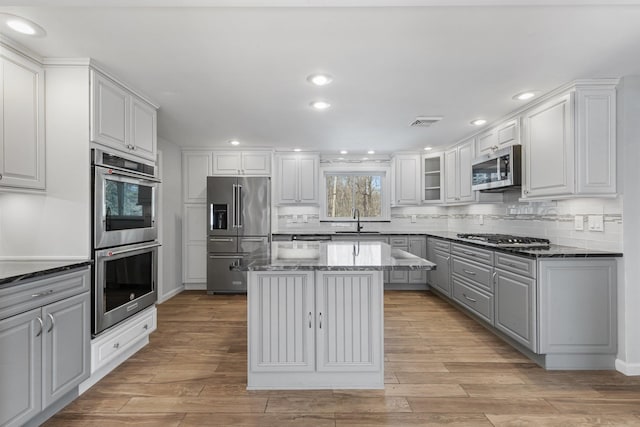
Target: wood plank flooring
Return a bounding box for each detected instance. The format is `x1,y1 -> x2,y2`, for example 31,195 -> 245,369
44,291 -> 640,426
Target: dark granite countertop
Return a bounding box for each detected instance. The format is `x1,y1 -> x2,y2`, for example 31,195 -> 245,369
237,241 -> 436,271
0,260 -> 93,288
424,231 -> 623,259
272,231 -> 623,259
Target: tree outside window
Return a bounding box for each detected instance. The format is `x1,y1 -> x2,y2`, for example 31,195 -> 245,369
325,174 -> 383,219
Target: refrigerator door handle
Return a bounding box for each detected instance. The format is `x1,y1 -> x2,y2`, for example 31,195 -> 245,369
237,185 -> 243,228
209,203 -> 213,231
232,184 -> 237,228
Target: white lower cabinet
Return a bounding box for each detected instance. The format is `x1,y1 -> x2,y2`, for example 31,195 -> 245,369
248,270 -> 383,389
494,269 -> 536,352
0,268 -> 90,427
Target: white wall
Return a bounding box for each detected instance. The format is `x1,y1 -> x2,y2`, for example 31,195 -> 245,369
617,75 -> 640,374
0,66 -> 90,260
158,137 -> 183,302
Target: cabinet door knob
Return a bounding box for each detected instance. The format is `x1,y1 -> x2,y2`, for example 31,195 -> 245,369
47,313 -> 55,333
36,316 -> 44,337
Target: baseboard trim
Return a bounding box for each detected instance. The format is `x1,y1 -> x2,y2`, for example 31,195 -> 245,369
158,285 -> 185,303
615,359 -> 640,376
184,283 -> 206,291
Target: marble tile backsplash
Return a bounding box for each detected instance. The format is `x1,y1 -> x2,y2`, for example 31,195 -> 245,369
275,197 -> 623,251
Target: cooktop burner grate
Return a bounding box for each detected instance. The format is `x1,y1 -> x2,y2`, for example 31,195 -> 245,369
456,233 -> 551,248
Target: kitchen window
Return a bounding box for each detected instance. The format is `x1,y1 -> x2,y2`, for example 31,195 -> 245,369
320,166 -> 390,221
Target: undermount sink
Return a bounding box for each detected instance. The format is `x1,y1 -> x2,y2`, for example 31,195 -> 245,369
334,231 -> 381,234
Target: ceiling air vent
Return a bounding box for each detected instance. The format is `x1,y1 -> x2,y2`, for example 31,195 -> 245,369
410,116 -> 443,127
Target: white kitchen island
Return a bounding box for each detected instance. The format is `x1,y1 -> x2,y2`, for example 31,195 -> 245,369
239,240 -> 435,390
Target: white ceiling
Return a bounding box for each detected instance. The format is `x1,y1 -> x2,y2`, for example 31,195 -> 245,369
2,3 -> 640,154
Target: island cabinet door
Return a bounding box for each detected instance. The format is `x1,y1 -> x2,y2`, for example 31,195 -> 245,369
315,271 -> 383,373
248,272 -> 315,372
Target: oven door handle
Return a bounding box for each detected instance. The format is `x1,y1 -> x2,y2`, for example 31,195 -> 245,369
107,242 -> 161,256
97,165 -> 160,183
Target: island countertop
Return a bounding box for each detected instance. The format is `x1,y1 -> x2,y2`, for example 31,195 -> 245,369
238,240 -> 436,271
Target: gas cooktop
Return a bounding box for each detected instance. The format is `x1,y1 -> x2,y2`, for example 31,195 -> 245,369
456,233 -> 551,248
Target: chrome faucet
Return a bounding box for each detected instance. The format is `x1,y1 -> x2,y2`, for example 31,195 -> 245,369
353,208 -> 364,234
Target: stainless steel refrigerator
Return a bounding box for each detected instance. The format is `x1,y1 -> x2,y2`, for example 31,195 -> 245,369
206,176 -> 270,294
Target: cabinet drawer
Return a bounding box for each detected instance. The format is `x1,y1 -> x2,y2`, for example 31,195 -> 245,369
0,267 -> 90,321
390,236 -> 408,247
429,238 -> 450,253
451,243 -> 493,264
92,307 -> 156,371
452,257 -> 493,293
495,252 -> 536,278
452,278 -> 494,325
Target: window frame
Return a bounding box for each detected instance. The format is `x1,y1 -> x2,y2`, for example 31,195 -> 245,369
319,164 -> 391,222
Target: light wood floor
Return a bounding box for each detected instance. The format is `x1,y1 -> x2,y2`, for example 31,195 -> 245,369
44,291 -> 640,426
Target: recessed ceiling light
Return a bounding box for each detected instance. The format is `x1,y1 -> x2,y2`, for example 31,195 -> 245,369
513,91 -> 539,101
338,157 -> 344,160
471,119 -> 487,126
229,140 -> 240,146
310,101 -> 331,110
362,157 -> 369,161
307,74 -> 333,86
424,147 -> 433,151
340,150 -> 348,155
367,150 -> 375,155
1,14 -> 46,37
293,148 -> 301,152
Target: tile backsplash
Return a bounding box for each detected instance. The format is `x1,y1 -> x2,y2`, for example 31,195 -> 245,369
275,196 -> 623,251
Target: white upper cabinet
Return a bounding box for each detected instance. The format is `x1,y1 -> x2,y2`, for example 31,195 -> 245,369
521,81 -> 617,199
0,46 -> 45,191
422,153 -> 445,204
130,96 -> 157,161
212,151 -> 271,175
90,70 -> 157,162
476,119 -> 521,156
575,88 -> 617,195
444,139 -> 475,204
275,153 -> 319,205
522,93 -> 575,198
392,154 -> 421,206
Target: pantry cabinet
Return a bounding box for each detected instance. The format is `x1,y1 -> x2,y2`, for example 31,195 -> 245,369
275,153 -> 319,205
182,151 -> 213,203
0,46 -> 45,190
444,139 -> 474,204
90,70 -> 158,162
521,81 -> 617,199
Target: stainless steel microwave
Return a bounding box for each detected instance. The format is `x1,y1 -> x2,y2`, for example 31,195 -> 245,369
471,145 -> 522,191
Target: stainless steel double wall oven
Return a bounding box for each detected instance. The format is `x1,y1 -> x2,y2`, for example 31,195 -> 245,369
92,149 -> 160,336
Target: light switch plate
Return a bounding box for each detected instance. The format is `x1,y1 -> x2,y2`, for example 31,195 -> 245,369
411,215 -> 417,223
574,215 -> 584,231
478,215 -> 484,225
302,214 -> 308,223
588,215 -> 604,232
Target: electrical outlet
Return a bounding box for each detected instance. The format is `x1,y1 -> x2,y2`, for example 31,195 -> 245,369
478,215 -> 484,225
302,214 -> 308,223
574,215 -> 584,231
588,215 -> 604,232
291,215 -> 298,223
411,215 -> 417,223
